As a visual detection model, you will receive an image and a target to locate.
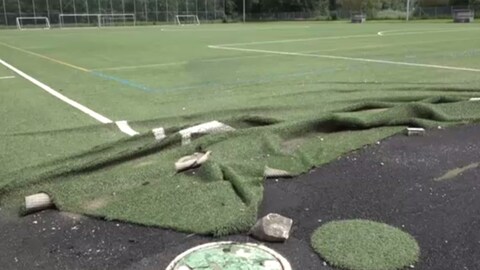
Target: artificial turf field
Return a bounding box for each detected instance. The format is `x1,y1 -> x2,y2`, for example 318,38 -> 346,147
1,21 -> 480,235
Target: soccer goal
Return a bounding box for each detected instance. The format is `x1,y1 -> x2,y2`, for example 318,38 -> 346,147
453,9 -> 474,23
351,12 -> 366,23
99,14 -> 136,27
175,15 -> 200,26
59,14 -> 136,28
16,17 -> 51,30
59,14 -> 102,28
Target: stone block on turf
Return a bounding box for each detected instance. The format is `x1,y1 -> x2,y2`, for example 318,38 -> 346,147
250,213 -> 293,242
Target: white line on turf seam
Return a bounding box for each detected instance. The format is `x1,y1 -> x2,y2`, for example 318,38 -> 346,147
215,28 -> 480,47
376,28 -> 479,37
159,25 -> 310,32
214,34 -> 376,47
208,45 -> 480,73
94,61 -> 188,71
0,76 -> 15,80
92,37 -> 476,72
0,59 -> 141,136
0,59 -> 113,124
115,121 -> 139,136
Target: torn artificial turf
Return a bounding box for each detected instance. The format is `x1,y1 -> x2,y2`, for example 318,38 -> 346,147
2,99 -> 480,235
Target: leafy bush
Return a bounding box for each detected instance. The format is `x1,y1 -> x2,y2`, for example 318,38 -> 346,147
375,9 -> 408,19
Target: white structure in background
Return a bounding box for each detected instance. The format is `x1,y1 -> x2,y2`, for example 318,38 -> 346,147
175,15 -> 200,26
100,14 -> 136,26
453,9 -> 474,23
59,13 -> 136,28
406,0 -> 417,21
16,17 -> 51,30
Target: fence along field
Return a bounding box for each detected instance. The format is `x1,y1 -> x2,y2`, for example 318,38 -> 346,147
1,0 -> 480,27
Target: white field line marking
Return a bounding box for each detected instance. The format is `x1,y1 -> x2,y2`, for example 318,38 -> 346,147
93,61 -> 187,71
115,120 -> 139,136
90,44 -> 394,72
217,28 -> 480,47
208,45 -> 480,73
159,25 -> 311,32
93,45 -> 386,72
91,45 -> 386,71
377,28 -> 480,36
202,36 -> 476,63
0,76 -> 15,80
98,36 -> 477,72
215,34 -> 376,47
0,59 -> 113,124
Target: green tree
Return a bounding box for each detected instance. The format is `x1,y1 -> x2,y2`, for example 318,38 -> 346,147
450,0 -> 469,5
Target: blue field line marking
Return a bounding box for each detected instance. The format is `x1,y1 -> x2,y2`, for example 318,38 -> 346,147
91,71 -> 157,93
90,62 -> 365,94
164,63 -> 365,93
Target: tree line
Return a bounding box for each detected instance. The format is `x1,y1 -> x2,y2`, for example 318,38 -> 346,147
2,0 -> 479,18
225,0 -> 480,15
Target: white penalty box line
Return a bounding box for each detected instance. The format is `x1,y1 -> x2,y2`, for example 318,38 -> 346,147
216,28 -> 480,47
208,45 -> 480,73
0,59 -> 139,136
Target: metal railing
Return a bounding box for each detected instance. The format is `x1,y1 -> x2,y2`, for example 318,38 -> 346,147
1,3 -> 480,27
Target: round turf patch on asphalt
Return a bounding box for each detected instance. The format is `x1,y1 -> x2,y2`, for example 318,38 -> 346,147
311,219 -> 420,270
166,241 -> 291,270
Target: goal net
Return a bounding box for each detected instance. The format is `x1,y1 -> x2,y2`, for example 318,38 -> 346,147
351,12 -> 366,23
16,17 -> 51,30
59,14 -> 101,28
175,15 -> 200,26
59,14 -> 136,28
452,9 -> 474,23
100,14 -> 136,27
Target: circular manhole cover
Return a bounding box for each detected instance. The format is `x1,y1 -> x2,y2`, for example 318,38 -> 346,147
166,241 -> 292,270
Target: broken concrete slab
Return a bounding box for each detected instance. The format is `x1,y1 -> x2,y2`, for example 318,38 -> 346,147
175,151 -> 211,172
152,127 -> 166,141
264,166 -> 293,178
250,213 -> 293,242
25,193 -> 54,214
406,127 -> 425,136
179,121 -> 234,145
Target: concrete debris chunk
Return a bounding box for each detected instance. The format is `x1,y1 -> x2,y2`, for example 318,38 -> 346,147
175,151 -> 211,172
264,166 -> 293,178
25,193 -> 54,214
406,127 -> 425,136
152,127 -> 166,141
179,121 -> 235,145
250,213 -> 293,242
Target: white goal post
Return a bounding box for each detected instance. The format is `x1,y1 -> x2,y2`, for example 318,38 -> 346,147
59,14 -> 101,28
100,14 -> 136,27
59,13 -> 136,28
175,15 -> 200,26
16,17 -> 51,30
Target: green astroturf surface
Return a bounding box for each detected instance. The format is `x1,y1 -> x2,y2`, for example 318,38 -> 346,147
1,21 -> 480,235
311,219 -> 420,270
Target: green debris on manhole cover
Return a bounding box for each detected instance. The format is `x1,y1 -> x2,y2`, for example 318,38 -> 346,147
166,241 -> 291,270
